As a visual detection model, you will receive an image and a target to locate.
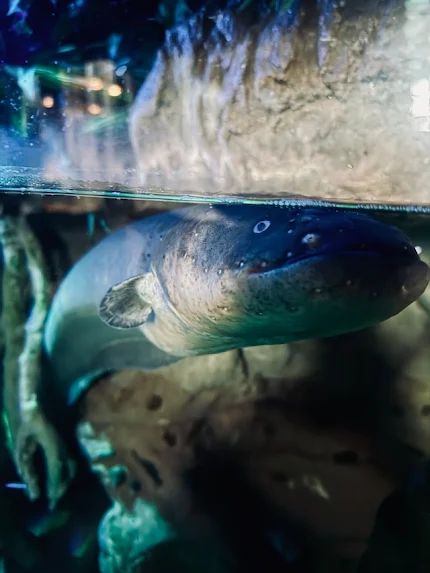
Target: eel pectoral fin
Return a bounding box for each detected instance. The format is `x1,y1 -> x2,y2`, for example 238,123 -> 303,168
99,273 -> 154,329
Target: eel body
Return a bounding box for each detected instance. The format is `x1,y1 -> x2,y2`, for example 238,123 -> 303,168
43,204 -> 429,403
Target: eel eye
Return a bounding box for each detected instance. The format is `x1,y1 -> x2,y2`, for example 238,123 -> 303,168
253,220 -> 271,234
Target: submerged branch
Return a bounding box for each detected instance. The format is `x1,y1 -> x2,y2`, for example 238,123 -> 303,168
0,215 -> 75,508
0,217 -> 28,444
16,217 -> 51,422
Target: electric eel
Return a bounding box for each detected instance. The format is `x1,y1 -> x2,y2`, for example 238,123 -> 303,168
43,205 -> 429,403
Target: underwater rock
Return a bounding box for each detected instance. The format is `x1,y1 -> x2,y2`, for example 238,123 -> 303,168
130,1 -> 430,205
77,363 -> 395,571
77,422 -> 116,461
368,237 -> 430,479
98,499 -> 174,573
358,482 -> 430,573
42,196 -> 105,216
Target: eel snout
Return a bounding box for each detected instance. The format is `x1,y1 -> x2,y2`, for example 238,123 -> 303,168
395,258 -> 429,305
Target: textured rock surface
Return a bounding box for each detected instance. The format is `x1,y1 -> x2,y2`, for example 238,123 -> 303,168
6,1 -> 430,206
129,1 -> 430,205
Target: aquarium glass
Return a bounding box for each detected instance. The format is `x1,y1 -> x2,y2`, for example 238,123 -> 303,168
1,2 -> 430,573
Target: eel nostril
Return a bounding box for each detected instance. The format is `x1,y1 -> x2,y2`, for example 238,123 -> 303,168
301,232 -> 323,250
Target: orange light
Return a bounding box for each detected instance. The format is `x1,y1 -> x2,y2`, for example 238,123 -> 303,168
87,77 -> 104,91
42,96 -> 55,108
87,103 -> 102,115
107,84 -> 122,97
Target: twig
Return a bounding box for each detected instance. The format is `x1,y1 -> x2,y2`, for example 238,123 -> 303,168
0,215 -> 76,507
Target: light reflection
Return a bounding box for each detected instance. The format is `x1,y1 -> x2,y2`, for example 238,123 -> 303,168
87,104 -> 102,115
410,77 -> 430,131
116,65 -> 127,77
411,78 -> 429,98
302,474 -> 330,500
42,96 -> 55,109
86,77 -> 104,91
107,84 -> 122,97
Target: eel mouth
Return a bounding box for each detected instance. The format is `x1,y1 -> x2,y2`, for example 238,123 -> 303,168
247,243 -> 422,276
248,248 -> 429,304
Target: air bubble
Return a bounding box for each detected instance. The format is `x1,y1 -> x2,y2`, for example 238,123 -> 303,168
217,269 -> 223,275
301,233 -> 322,250
239,261 -> 245,267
